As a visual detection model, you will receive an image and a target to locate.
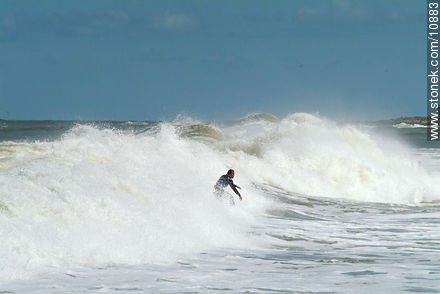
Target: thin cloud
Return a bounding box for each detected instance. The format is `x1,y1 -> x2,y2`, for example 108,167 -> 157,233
153,13 -> 196,31
0,10 -> 136,41
297,0 -> 368,22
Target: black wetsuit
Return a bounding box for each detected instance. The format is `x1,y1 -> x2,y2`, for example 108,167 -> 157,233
214,174 -> 240,197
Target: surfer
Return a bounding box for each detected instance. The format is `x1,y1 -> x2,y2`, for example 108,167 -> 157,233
214,169 -> 242,204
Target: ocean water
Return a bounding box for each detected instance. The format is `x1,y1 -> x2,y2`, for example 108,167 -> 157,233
0,113 -> 439,293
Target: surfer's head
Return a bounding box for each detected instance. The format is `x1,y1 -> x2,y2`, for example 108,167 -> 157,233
227,169 -> 235,178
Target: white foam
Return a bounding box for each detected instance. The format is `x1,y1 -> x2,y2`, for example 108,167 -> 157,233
392,122 -> 427,128
0,124 -> 268,282
218,113 -> 440,204
1,113 -> 440,282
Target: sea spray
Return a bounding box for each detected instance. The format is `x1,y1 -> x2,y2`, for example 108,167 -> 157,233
1,113 -> 440,283
218,113 -> 440,204
0,123 -> 265,282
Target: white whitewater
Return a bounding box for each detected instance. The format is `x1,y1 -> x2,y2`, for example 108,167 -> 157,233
0,113 -> 439,292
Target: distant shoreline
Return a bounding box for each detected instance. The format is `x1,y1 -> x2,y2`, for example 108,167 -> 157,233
376,116 -> 428,125
0,115 -> 432,125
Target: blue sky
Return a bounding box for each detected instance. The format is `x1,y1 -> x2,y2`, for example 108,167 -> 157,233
0,0 -> 426,121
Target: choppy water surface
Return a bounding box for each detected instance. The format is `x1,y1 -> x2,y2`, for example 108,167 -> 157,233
0,114 -> 439,293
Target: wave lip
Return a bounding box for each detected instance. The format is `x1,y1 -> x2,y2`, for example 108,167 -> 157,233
224,113 -> 281,126
177,124 -> 223,142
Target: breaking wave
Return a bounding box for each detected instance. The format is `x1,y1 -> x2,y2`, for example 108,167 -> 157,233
0,112 -> 439,282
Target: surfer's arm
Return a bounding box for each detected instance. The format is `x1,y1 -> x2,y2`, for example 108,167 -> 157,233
229,182 -> 242,200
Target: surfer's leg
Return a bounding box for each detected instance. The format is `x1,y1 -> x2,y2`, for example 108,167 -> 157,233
214,189 -> 223,200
